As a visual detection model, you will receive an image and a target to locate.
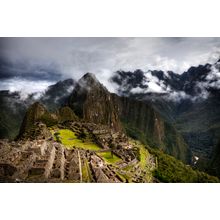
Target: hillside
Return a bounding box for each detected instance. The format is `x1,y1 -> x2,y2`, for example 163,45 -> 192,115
1,110 -> 218,183
0,91 -> 27,139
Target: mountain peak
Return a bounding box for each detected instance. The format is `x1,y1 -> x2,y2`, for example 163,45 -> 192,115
78,73 -> 100,87
18,102 -> 49,139
69,73 -> 122,131
82,72 -> 97,79
28,101 -> 46,112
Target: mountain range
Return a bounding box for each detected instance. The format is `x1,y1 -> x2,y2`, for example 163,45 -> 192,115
111,60 -> 220,175
0,60 -> 220,181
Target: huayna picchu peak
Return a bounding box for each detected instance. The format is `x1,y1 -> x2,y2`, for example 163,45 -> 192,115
69,73 -> 122,131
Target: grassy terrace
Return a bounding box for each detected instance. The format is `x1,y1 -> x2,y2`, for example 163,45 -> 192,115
97,151 -> 121,164
51,128 -> 121,164
139,145 -> 150,169
53,129 -> 100,151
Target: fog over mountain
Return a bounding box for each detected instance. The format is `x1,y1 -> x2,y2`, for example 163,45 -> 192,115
1,37 -> 220,95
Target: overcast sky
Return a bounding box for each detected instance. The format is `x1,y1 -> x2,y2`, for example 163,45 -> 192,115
1,37 -> 220,94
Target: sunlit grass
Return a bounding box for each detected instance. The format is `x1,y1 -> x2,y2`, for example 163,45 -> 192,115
53,129 -> 121,164
139,145 -> 150,169
97,151 -> 121,164
53,129 -> 101,151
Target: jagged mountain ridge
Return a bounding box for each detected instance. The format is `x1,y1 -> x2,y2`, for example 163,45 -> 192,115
111,60 -> 220,98
110,61 -> 220,174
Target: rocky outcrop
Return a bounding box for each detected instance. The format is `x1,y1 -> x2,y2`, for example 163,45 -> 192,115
69,73 -> 122,131
18,102 -> 55,139
57,106 -> 78,123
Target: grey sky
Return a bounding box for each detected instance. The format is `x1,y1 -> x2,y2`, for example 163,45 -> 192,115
1,37 -> 220,93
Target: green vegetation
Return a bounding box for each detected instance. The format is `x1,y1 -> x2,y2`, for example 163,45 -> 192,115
123,121 -> 190,163
58,106 -> 78,123
112,140 -> 154,183
139,145 -> 150,169
53,129 -> 101,151
97,151 -> 121,164
40,113 -> 58,127
54,132 -> 61,143
123,122 -> 148,145
148,147 -> 220,183
124,124 -> 219,182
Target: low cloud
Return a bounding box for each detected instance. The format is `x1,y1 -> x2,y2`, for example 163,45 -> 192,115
0,78 -> 55,100
128,71 -> 171,94
167,91 -> 192,102
193,64 -> 220,98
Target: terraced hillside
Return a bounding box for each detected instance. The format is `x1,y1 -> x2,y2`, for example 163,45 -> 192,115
1,120 -> 218,183
0,122 -> 156,183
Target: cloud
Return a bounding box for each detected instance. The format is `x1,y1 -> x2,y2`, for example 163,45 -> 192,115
167,91 -> 192,102
193,64 -> 220,97
0,78 -> 55,100
129,71 -> 171,94
1,37 -> 220,94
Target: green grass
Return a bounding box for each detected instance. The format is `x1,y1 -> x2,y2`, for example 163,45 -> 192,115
53,129 -> 101,151
97,151 -> 121,164
139,145 -> 150,169
52,128 -> 121,166
128,139 -> 150,169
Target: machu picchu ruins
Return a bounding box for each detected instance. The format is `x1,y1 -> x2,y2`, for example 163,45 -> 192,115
0,121 -> 156,183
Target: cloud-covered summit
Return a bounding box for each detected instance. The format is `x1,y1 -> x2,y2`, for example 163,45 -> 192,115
111,60 -> 220,102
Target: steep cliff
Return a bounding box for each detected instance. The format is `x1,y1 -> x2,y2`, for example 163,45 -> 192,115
111,95 -> 191,163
